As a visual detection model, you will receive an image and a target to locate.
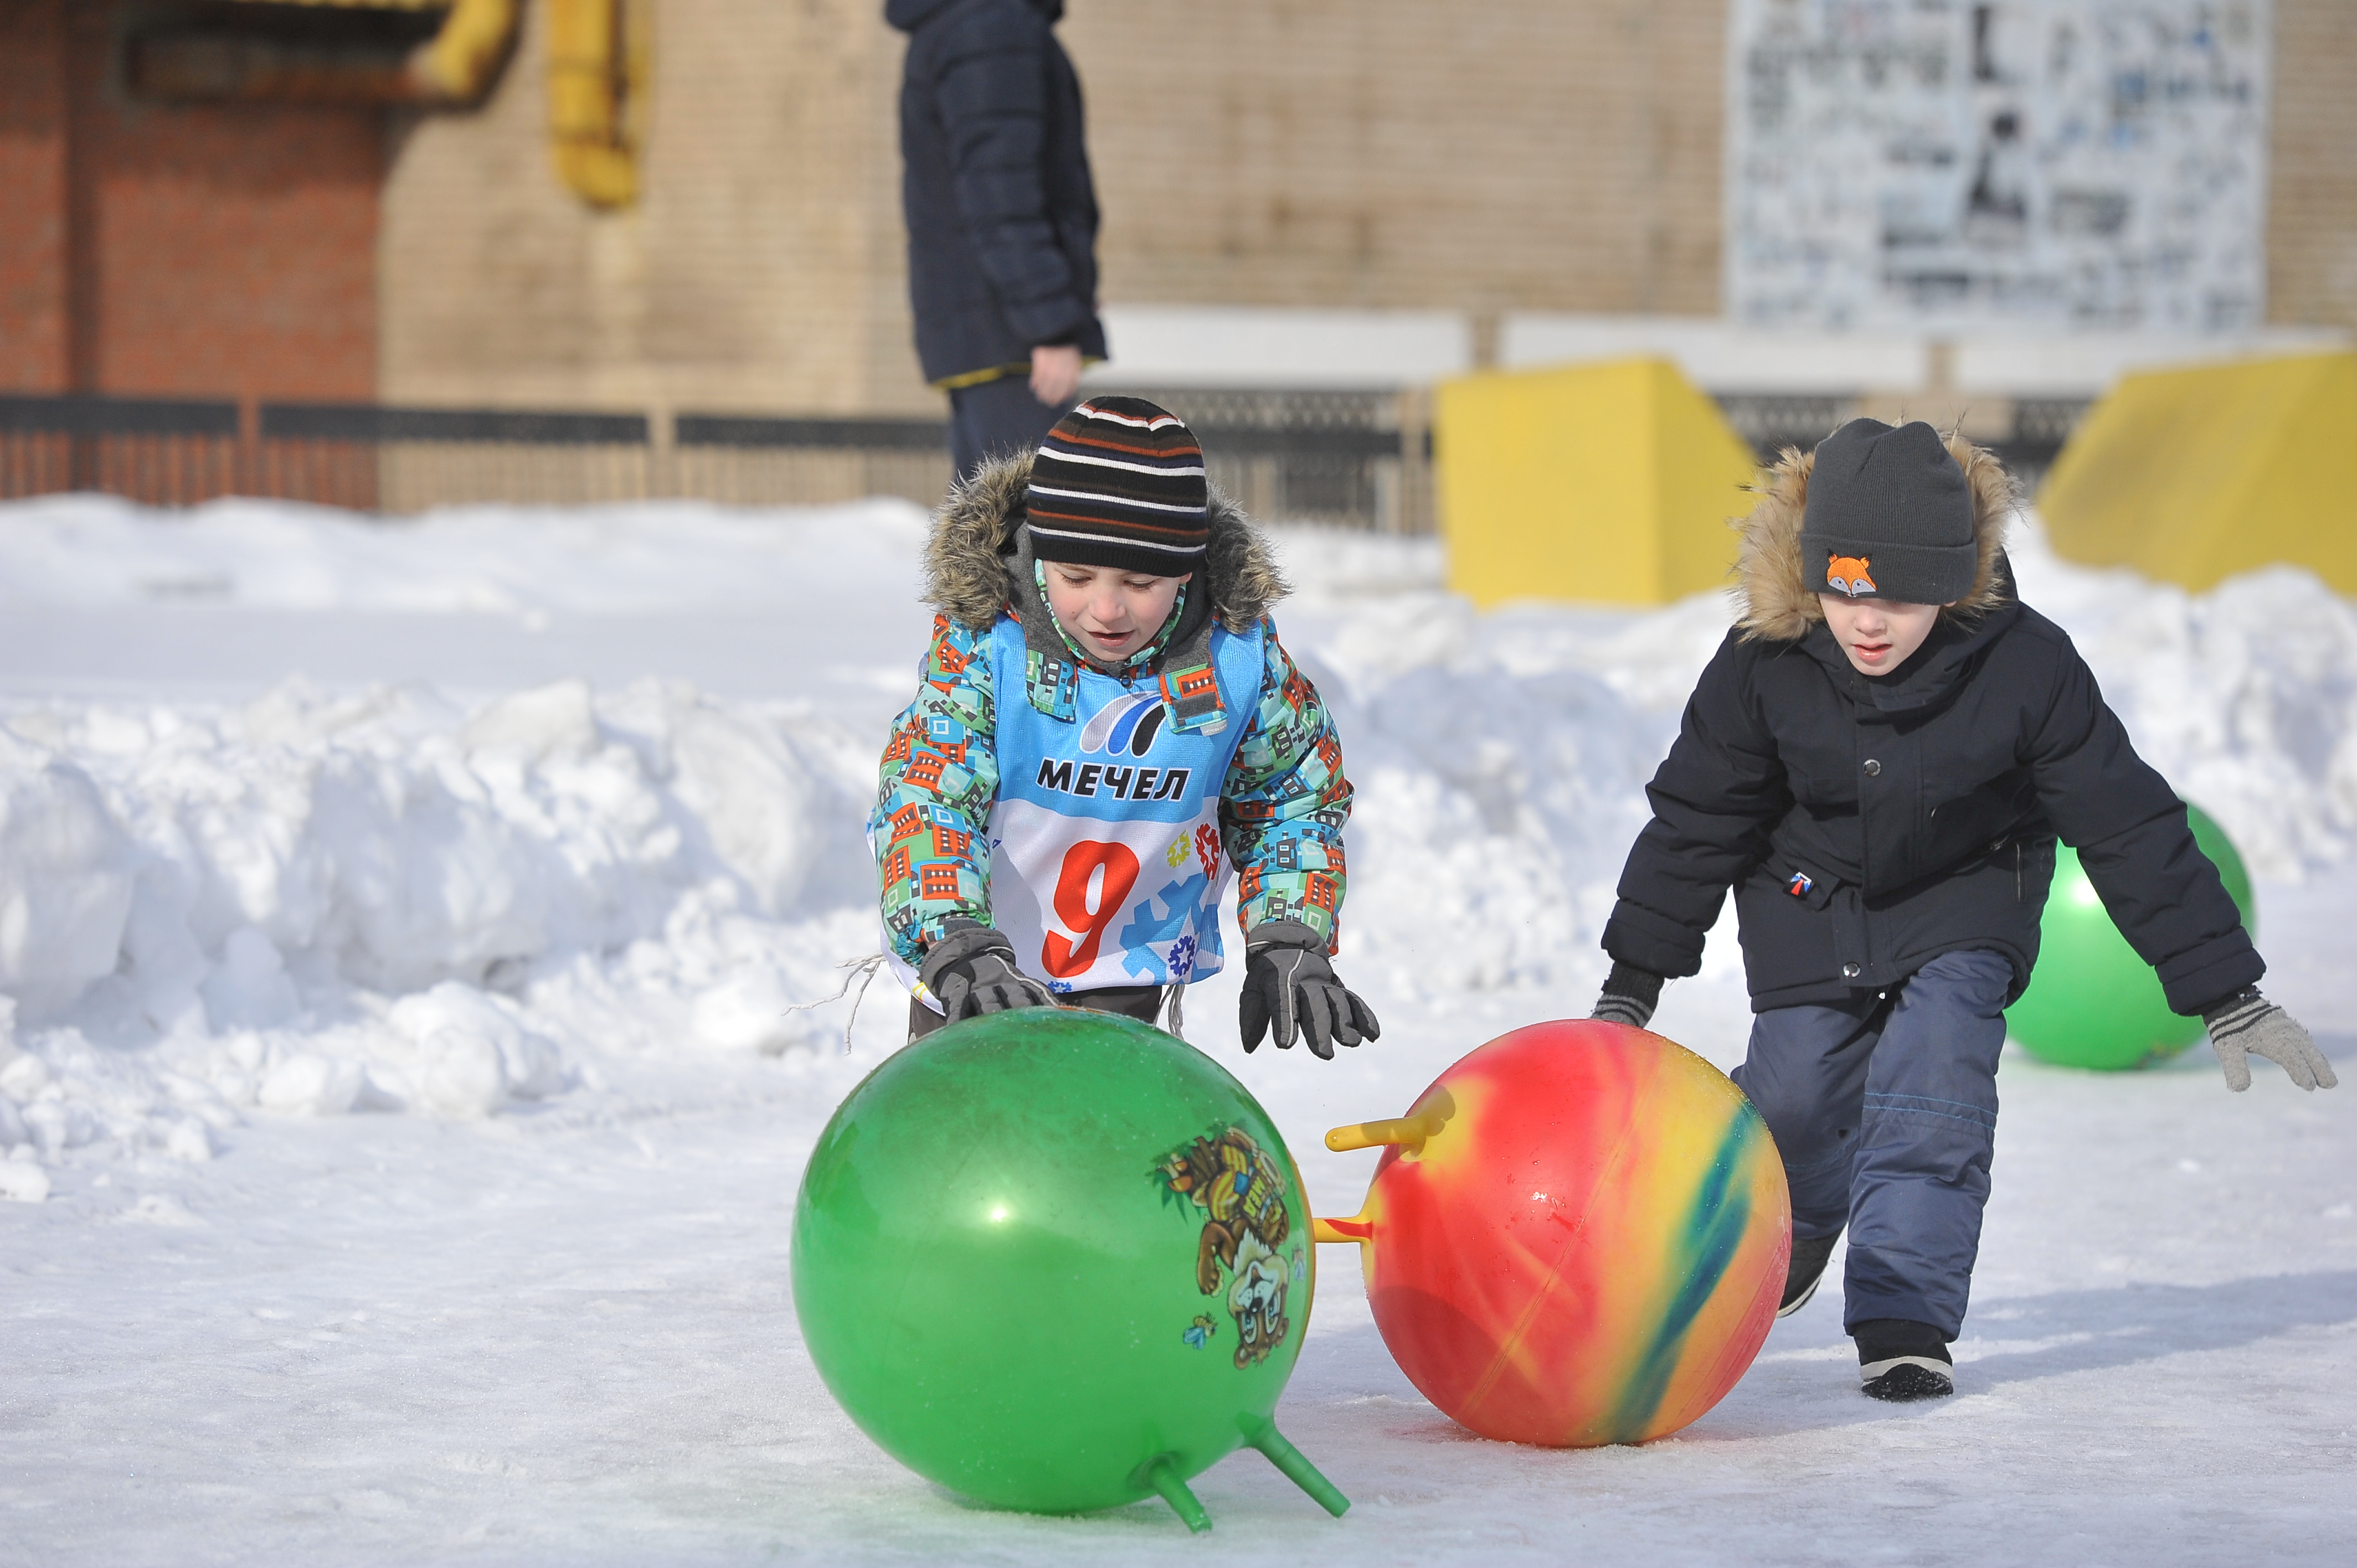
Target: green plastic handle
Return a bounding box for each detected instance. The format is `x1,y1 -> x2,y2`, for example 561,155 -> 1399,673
1142,1454 -> 1212,1533
1241,1415 -> 1351,1517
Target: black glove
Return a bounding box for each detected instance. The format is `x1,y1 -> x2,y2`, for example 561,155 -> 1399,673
917,919 -> 1057,1024
1238,920 -> 1381,1060
1590,961 -> 1665,1030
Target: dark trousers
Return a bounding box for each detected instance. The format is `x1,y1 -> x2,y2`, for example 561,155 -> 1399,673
1731,949 -> 2013,1339
907,983 -> 1165,1043
948,374 -> 1072,483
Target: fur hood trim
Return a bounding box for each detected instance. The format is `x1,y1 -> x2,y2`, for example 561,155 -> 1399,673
922,451 -> 1288,633
1734,432 -> 2018,642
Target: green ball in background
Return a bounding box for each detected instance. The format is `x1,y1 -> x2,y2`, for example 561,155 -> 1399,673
2007,804 -> 2255,1071
789,1008 -> 1347,1532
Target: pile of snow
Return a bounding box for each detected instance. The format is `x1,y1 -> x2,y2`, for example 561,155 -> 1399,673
0,674 -> 884,1172
0,491 -> 924,615
2008,545 -> 2357,879
2,493 -> 2353,1193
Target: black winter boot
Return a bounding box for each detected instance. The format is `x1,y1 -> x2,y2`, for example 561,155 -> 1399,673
1778,1230 -> 1840,1318
1854,1318 -> 1953,1401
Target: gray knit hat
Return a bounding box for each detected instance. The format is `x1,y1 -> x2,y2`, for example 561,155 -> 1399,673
1800,419 -> 1977,605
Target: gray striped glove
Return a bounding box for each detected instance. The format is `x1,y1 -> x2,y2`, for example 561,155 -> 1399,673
1591,962 -> 1665,1030
2202,987 -> 2338,1092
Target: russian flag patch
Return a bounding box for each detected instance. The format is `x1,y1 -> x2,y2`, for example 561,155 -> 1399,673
1787,871 -> 1814,898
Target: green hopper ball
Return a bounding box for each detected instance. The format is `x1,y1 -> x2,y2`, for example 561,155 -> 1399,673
790,1007 -> 1347,1533
2007,804 -> 2254,1071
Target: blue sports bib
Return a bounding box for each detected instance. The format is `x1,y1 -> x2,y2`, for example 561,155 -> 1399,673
980,615 -> 1262,993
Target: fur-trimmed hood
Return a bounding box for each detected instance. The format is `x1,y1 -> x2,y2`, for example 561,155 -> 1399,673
922,451 -> 1288,642
1733,433 -> 2018,642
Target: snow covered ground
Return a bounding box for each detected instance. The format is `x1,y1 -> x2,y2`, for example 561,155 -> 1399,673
2,490 -> 2353,1565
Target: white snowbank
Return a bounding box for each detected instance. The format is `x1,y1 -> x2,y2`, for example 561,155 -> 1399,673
2006,544 -> 2357,880
0,490 -> 924,615
1,493 -> 2351,1189
0,669 -> 882,1170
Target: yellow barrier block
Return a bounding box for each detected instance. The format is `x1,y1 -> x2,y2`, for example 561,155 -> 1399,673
1435,357 -> 1759,609
2040,352 -> 2357,596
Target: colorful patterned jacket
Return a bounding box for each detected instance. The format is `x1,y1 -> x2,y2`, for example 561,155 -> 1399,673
871,453 -> 1352,983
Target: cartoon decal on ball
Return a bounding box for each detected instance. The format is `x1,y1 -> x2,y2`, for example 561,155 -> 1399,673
1155,1126 -> 1305,1368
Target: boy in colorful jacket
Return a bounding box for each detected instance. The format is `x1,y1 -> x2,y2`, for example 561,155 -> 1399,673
871,396 -> 1380,1057
1591,419 -> 2335,1402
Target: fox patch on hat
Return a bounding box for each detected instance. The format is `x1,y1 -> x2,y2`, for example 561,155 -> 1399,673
1826,554 -> 1877,597
1800,419 -> 1976,605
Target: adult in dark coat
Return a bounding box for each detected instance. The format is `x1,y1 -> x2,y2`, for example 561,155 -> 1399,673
1588,420 -> 2334,1402
886,0 -> 1108,481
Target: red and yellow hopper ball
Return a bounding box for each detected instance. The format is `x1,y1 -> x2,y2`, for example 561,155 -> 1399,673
1315,1020 -> 1790,1447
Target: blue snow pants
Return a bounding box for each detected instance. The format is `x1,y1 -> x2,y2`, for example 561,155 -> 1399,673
1730,948 -> 2013,1340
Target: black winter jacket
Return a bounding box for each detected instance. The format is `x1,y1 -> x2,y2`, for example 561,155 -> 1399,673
887,0 -> 1107,387
1602,574 -> 2262,1015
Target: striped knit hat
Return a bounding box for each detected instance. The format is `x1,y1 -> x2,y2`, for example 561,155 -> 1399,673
1025,397 -> 1210,575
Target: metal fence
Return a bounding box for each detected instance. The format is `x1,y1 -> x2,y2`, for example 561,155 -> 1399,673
1,394 -> 243,505
0,389 -> 1432,530
1713,394 -> 1851,458
673,389 -> 1429,532
2005,398 -> 2092,483
0,388 -> 2085,528
672,414 -> 955,512
1107,387 -> 1428,534
1714,391 -> 2091,484
259,404 -> 656,512
1,396 -> 679,514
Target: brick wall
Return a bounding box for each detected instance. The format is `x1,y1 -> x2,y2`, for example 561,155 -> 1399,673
380,0 -> 932,416
0,0 -> 70,391
20,1 -> 2343,425
379,0 -> 1732,416
0,0 -> 380,404
1064,0 -> 1728,328
375,0 -> 2357,420
2267,0 -> 2357,329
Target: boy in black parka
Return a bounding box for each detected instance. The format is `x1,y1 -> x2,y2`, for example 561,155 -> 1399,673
1591,419 -> 2336,1401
